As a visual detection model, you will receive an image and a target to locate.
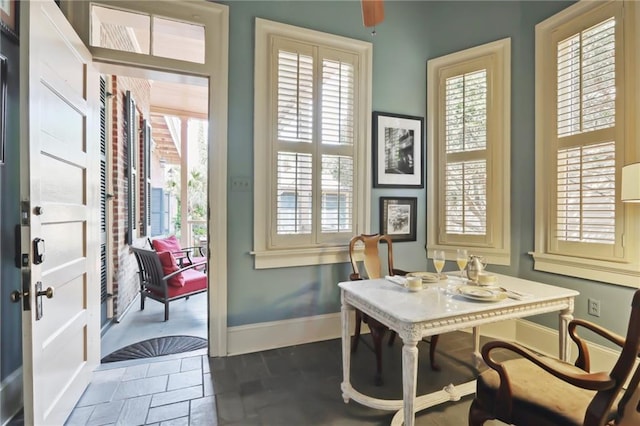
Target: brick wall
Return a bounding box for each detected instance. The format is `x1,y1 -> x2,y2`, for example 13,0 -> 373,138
109,74 -> 152,318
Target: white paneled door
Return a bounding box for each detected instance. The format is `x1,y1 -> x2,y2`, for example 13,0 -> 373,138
19,1 -> 100,424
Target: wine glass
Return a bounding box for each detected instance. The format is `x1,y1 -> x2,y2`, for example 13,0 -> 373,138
456,249 -> 468,279
433,250 -> 445,278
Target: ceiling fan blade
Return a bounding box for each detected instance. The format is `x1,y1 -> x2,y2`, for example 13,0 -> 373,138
362,0 -> 384,27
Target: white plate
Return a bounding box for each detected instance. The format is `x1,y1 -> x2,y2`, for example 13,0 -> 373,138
406,272 -> 440,283
458,285 -> 507,302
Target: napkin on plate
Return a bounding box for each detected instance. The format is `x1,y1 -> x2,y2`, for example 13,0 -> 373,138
502,288 -> 533,300
385,275 -> 407,286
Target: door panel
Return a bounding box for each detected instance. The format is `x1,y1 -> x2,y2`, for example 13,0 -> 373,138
20,1 -> 100,424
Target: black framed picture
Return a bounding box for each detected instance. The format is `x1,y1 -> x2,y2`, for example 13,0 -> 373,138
373,111 -> 424,188
380,197 -> 417,242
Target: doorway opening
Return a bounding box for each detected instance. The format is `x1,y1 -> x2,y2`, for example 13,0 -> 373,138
99,72 -> 210,362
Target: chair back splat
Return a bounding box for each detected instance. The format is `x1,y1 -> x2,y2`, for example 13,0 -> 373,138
349,234 -> 394,280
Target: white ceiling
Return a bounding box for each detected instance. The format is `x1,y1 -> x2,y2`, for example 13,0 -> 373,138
150,80 -> 208,118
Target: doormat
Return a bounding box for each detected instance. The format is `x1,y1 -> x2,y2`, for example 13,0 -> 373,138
101,335 -> 207,363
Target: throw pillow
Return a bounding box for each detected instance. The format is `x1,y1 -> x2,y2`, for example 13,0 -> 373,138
152,235 -> 182,254
157,251 -> 185,288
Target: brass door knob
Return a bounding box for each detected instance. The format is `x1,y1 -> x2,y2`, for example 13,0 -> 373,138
37,287 -> 54,299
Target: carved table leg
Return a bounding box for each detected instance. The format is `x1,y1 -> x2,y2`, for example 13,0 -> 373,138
341,292 -> 354,403
471,326 -> 482,368
559,298 -> 574,362
402,337 -> 420,426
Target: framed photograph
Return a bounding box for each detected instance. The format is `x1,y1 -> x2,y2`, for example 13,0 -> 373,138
373,111 -> 424,188
0,0 -> 18,39
0,54 -> 6,165
380,197 -> 417,242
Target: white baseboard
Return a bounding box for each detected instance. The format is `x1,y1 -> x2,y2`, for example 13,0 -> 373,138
515,319 -> 621,373
226,314 -> 621,372
227,312 -> 347,355
1,368 -> 23,426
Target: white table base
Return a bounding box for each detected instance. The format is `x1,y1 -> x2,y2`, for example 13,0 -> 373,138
339,276 -> 577,426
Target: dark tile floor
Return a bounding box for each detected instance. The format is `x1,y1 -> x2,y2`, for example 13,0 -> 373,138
61,329 -> 506,425
213,331 -> 506,425
15,290 -> 509,425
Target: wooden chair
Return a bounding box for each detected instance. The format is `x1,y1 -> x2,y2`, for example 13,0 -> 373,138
348,234 -> 440,386
131,247 -> 207,321
469,289 -> 640,426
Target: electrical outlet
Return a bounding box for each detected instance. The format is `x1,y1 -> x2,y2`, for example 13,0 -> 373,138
588,298 -> 601,317
230,177 -> 251,192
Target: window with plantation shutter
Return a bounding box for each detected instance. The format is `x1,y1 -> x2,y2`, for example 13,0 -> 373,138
427,39 -> 511,266
444,69 -> 488,237
534,0 -> 640,287
253,19 -> 372,268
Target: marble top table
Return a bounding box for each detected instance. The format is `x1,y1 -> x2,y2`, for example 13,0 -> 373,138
338,273 -> 579,426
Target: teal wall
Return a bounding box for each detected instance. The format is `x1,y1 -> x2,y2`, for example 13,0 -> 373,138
225,1 -> 434,326
224,0 -> 638,338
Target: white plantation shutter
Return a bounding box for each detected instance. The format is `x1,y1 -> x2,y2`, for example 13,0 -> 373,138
557,141 -> 616,243
533,1 -> 640,285
556,18 -> 615,137
276,152 -> 312,234
272,40 -> 357,246
443,68 -> 488,239
427,38 -> 510,265
551,13 -> 621,258
277,50 -> 313,143
321,155 -> 353,233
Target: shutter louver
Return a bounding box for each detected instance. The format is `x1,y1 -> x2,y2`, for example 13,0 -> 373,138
276,152 -> 312,235
321,155 -> 353,233
557,18 -> 615,137
99,76 -> 108,304
556,141 -> 615,243
321,59 -> 354,146
445,70 -> 487,154
445,160 -> 487,235
277,50 -> 313,143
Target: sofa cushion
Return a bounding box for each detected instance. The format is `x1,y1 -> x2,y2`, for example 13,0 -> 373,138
157,251 -> 185,288
165,269 -> 207,298
152,235 -> 182,254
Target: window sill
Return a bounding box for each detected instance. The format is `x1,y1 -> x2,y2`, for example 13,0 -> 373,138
530,252 -> 640,288
252,246 -> 350,269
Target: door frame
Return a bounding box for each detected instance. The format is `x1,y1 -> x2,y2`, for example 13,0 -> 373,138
61,0 -> 229,356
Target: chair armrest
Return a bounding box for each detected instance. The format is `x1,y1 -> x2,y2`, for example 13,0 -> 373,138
162,261 -> 207,281
482,340 -> 615,391
349,273 -> 362,281
181,246 -> 205,256
569,319 -> 625,372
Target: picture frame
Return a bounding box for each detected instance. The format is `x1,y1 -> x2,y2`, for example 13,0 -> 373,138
0,0 -> 18,40
373,111 -> 424,188
0,54 -> 6,165
379,197 -> 417,242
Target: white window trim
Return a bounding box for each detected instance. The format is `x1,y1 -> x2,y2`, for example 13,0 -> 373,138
426,38 -> 512,266
532,0 -> 640,288
252,18 -> 372,269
